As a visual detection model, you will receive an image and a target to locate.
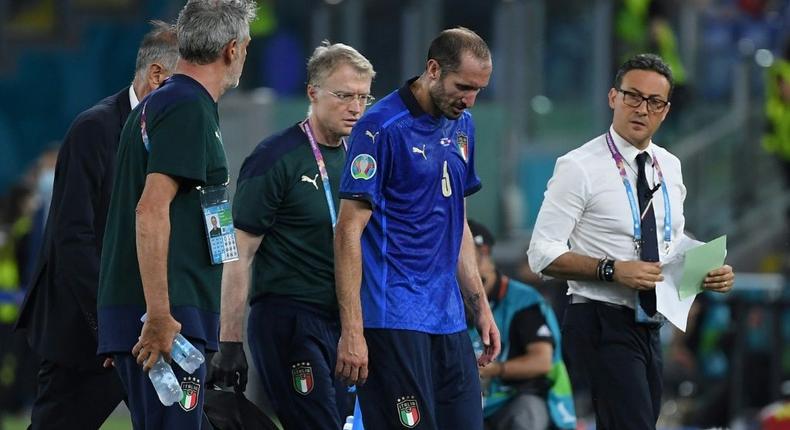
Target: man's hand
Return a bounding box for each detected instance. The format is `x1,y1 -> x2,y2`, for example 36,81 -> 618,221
613,260 -> 663,290
132,313 -> 181,372
703,264 -> 734,293
335,329 -> 368,386
475,308 -> 501,366
206,341 -> 248,392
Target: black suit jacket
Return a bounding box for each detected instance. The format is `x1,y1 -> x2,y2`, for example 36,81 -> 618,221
15,87 -> 133,368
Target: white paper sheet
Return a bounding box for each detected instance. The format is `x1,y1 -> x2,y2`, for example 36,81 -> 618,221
656,235 -> 704,332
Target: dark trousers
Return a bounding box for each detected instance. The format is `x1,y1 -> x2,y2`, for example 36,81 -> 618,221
28,359 -> 126,430
562,302 -> 662,430
247,298 -> 349,430
359,329 -> 483,430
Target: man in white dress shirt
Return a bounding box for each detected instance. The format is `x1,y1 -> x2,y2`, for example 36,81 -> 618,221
527,53 -> 734,429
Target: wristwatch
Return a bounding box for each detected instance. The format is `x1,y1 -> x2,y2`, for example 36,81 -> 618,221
602,259 -> 615,282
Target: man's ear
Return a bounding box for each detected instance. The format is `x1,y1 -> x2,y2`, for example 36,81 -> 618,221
607,87 -> 618,110
307,84 -> 319,104
147,63 -> 167,91
224,39 -> 239,65
426,59 -> 441,81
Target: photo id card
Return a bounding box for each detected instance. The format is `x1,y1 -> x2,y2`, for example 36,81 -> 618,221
199,185 -> 238,265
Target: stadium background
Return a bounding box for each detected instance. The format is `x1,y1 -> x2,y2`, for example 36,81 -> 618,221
0,0 -> 789,428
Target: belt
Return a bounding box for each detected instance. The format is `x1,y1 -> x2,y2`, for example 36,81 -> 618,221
570,295 -> 663,327
569,294 -> 630,311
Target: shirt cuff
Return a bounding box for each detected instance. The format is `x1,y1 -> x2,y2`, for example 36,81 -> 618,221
527,240 -> 570,277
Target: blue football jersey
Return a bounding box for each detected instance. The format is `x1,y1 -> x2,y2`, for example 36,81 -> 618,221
339,79 -> 482,334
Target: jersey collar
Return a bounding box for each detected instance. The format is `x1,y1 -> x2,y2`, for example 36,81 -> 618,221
398,76 -> 428,118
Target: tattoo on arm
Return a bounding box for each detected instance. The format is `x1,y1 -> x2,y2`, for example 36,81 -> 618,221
465,292 -> 481,316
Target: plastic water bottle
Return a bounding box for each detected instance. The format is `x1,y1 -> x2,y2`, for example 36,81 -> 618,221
472,338 -> 484,359
149,355 -> 183,406
343,416 -> 354,430
171,333 -> 204,374
140,314 -> 205,374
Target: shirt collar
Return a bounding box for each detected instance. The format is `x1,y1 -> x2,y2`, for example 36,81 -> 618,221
609,125 -> 653,166
129,85 -> 140,110
398,77 -> 429,118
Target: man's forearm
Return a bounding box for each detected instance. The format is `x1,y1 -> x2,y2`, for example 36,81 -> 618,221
136,208 -> 171,317
542,251 -> 600,281
457,224 -> 487,318
219,231 -> 261,341
219,259 -> 252,341
334,225 -> 364,332
499,345 -> 553,380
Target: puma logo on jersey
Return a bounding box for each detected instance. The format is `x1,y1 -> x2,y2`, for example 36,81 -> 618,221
301,174 -> 319,190
412,145 -> 427,159
365,130 -> 379,144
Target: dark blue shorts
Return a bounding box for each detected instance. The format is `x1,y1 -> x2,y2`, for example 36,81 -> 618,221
247,297 -> 350,430
113,340 -> 210,429
358,329 -> 483,430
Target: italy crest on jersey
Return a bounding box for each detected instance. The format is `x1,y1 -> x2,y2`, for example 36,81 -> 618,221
292,362 -> 314,395
179,376 -> 200,411
396,396 -> 421,428
456,131 -> 469,162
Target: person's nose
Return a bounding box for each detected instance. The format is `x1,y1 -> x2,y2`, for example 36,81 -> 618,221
634,98 -> 649,115
348,97 -> 364,115
462,91 -> 479,109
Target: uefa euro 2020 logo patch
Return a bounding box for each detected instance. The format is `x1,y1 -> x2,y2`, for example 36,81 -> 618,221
292,362 -> 314,395
350,154 -> 377,180
396,395 -> 421,428
179,376 -> 200,412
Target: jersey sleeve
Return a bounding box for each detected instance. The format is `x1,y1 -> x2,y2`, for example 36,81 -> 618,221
463,120 -> 482,196
339,120 -> 391,209
232,148 -> 287,236
145,100 -> 209,185
509,305 -> 554,355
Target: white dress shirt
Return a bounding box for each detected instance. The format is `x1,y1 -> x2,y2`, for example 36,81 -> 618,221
528,126 -> 687,308
129,85 -> 140,110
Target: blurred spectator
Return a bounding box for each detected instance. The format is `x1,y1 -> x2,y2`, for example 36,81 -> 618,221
22,144 -> 58,288
467,220 -> 576,430
0,183 -> 38,419
616,0 -> 689,111
762,39 -> 790,226
664,294 -> 734,428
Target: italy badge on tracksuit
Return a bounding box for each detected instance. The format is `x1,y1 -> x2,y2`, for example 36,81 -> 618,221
291,362 -> 314,395
179,376 -> 200,411
397,396 -> 421,428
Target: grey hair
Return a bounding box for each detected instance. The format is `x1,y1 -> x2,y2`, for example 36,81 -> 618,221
134,20 -> 179,80
307,40 -> 376,86
176,0 -> 257,65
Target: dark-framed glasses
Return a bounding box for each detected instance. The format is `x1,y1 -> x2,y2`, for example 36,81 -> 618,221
324,89 -> 376,106
617,88 -> 669,113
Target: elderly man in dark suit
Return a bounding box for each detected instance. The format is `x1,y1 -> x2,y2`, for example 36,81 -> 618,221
15,21 -> 178,430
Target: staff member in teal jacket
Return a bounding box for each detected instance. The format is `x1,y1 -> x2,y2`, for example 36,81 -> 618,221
467,220 -> 575,430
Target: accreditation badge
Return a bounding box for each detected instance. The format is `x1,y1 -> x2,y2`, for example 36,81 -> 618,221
198,185 -> 238,265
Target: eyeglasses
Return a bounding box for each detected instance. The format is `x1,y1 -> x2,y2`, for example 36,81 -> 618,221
323,88 -> 376,106
616,88 -> 669,113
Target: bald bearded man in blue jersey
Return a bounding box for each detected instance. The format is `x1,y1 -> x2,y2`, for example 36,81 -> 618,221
334,27 -> 501,430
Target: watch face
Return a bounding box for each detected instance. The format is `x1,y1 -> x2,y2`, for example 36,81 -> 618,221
603,261 -> 615,281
